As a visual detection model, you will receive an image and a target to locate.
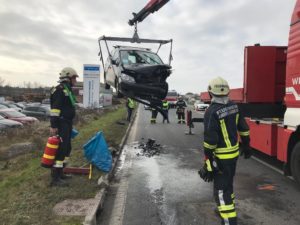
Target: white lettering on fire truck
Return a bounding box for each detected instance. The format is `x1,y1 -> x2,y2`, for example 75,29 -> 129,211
292,77 -> 300,85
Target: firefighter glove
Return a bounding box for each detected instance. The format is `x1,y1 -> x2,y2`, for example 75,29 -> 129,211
240,145 -> 252,159
198,159 -> 219,182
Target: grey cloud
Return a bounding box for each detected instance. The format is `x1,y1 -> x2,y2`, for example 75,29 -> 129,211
0,0 -> 296,93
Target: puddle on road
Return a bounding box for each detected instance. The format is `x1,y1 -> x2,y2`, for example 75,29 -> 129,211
113,142 -> 138,179
137,152 -> 179,225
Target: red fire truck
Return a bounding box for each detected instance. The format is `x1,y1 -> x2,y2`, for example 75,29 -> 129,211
200,1 -> 300,185
164,90 -> 178,108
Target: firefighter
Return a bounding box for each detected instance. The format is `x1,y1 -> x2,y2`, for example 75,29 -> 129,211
198,77 -> 252,225
151,107 -> 158,124
162,99 -> 170,123
126,97 -> 135,121
176,96 -> 187,124
49,67 -> 78,187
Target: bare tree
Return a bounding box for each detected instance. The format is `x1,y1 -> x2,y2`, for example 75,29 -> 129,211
33,81 -> 43,88
0,76 -> 5,87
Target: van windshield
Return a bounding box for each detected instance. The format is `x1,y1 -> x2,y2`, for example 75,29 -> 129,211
120,50 -> 163,65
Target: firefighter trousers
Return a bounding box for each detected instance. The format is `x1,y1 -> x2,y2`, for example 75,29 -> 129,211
151,110 -> 158,123
127,107 -> 133,121
54,119 -> 72,168
162,109 -> 169,122
214,159 -> 237,225
177,112 -> 185,123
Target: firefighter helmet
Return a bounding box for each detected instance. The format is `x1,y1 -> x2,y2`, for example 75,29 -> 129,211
178,96 -> 183,100
59,67 -> 79,80
208,77 -> 230,96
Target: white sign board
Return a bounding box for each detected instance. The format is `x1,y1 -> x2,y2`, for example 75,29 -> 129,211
99,93 -> 112,107
83,64 -> 100,108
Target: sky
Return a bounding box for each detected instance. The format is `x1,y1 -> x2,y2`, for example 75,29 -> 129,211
0,0 -> 296,94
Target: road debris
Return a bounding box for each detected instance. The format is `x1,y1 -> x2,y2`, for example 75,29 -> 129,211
136,138 -> 161,157
257,184 -> 276,191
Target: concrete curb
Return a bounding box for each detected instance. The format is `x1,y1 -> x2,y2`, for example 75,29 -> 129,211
83,109 -> 137,225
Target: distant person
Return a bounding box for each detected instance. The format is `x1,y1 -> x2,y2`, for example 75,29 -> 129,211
49,67 -> 78,187
198,77 -> 251,225
176,96 -> 187,124
162,99 -> 170,123
151,107 -> 158,124
126,97 -> 135,121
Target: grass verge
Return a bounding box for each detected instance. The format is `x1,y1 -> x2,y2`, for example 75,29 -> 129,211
0,105 -> 128,225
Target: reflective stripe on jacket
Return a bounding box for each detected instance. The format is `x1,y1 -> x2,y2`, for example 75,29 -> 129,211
127,98 -> 135,109
203,101 -> 250,160
50,83 -> 76,128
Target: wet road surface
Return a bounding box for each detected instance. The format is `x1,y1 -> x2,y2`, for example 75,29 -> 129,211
98,105 -> 300,225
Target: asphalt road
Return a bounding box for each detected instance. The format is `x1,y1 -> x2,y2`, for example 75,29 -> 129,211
98,105 -> 300,225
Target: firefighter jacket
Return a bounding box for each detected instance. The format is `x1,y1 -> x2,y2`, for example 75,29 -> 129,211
203,101 -> 250,161
50,83 -> 76,128
176,100 -> 187,113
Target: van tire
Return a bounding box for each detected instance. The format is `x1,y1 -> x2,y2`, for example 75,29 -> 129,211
291,142 -> 300,185
115,79 -> 123,98
105,83 -> 110,90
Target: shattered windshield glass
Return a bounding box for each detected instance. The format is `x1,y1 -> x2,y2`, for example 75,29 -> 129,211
120,50 -> 163,65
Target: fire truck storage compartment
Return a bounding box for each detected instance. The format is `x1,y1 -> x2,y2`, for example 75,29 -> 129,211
244,46 -> 287,103
246,118 -> 279,156
276,125 -> 293,163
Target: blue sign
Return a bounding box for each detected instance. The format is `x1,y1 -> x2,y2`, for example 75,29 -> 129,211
84,66 -> 100,71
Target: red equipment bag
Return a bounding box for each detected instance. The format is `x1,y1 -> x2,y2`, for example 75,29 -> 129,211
41,136 -> 60,168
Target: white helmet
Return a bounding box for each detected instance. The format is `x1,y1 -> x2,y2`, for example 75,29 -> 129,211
208,77 -> 230,96
59,67 -> 78,80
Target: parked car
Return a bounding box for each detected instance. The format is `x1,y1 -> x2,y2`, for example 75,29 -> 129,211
0,102 -> 22,112
194,102 -> 209,111
12,102 -> 25,109
0,109 -> 38,124
0,115 -> 23,130
21,105 -> 50,120
42,98 -> 50,104
25,102 -> 42,107
0,104 -> 8,110
0,123 -> 6,132
104,46 -> 172,100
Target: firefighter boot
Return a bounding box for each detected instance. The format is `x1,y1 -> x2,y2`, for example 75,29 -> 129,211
50,168 -> 69,187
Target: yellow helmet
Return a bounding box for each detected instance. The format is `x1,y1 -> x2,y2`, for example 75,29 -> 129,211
59,67 -> 79,80
208,77 -> 230,96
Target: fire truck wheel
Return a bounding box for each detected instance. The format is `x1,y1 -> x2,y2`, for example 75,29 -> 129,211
291,142 -> 300,185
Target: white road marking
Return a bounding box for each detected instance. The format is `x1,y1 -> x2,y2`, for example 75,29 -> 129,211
251,156 -> 295,181
107,108 -> 140,225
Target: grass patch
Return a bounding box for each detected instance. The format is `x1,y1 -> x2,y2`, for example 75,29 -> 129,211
0,104 -> 128,225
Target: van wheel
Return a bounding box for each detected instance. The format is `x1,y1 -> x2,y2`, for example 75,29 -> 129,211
105,83 -> 110,90
291,142 -> 300,185
115,79 -> 123,98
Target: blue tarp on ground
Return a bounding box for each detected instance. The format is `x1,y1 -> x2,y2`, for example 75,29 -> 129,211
83,131 -> 112,172
71,128 -> 79,139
